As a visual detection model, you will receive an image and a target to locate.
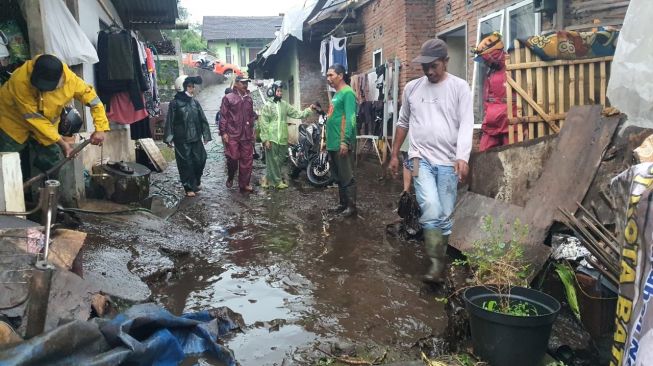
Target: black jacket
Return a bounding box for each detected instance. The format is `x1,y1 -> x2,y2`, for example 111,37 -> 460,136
164,92 -> 212,144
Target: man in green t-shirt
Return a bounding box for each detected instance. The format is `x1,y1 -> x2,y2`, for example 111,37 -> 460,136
259,81 -> 317,189
325,63 -> 357,217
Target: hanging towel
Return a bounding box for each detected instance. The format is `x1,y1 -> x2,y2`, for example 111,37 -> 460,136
329,36 -> 348,71
320,39 -> 328,76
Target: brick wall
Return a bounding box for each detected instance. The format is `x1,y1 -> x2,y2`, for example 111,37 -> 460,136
353,0 -> 436,96
298,40 -> 329,111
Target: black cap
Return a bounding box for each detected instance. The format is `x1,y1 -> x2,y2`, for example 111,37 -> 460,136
30,54 -> 63,91
412,39 -> 448,64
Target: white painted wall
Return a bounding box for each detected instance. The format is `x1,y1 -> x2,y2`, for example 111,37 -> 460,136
77,0 -> 123,132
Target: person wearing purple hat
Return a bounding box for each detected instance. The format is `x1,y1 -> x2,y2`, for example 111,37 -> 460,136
0,54 -> 109,178
389,38 -> 474,283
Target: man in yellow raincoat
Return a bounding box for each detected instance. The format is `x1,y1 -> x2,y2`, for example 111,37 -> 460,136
0,54 -> 109,176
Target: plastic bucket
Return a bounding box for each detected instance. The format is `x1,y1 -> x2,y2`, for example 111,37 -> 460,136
463,286 -> 561,366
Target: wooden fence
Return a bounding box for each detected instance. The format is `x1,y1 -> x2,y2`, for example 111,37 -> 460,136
505,40 -> 613,144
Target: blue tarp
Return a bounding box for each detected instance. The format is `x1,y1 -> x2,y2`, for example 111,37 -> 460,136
0,303 -> 239,366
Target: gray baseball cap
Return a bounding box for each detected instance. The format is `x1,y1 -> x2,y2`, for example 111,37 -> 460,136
412,39 -> 448,64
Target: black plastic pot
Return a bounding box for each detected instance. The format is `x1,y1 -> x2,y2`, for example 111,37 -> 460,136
463,286 -> 561,366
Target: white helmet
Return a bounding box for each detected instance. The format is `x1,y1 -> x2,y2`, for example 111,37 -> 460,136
174,75 -> 188,92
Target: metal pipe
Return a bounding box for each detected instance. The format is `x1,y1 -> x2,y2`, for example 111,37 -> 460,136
23,139 -> 91,189
35,180 -> 59,270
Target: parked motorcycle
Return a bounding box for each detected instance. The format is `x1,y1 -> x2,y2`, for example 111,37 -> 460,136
194,58 -> 214,70
288,102 -> 333,187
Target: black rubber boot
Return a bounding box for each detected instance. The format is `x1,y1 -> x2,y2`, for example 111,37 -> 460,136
340,184 -> 357,218
328,186 -> 347,213
423,229 -> 448,283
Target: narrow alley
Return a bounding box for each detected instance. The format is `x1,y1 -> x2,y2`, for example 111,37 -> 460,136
79,83 -> 447,365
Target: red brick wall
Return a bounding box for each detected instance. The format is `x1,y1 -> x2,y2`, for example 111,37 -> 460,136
298,40 -> 330,111
353,0 -> 436,96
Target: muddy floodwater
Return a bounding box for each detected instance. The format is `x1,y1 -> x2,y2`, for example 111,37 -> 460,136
79,84 -> 447,365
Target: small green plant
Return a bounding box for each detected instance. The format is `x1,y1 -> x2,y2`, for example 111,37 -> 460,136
482,299 -> 539,317
460,216 -> 534,315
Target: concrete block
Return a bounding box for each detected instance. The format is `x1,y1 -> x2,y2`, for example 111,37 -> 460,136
58,144 -> 86,208
80,127 -> 135,170
0,152 -> 26,213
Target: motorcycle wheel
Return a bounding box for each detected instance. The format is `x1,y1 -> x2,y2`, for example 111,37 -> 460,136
306,155 -> 333,187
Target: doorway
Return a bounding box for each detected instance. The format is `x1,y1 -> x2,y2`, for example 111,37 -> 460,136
438,23 -> 467,80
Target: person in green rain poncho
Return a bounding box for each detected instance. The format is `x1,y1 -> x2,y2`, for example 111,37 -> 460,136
258,81 -> 317,189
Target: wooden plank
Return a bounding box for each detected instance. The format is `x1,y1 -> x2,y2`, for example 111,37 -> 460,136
507,73 -> 514,144
138,138 -> 168,173
525,45 -> 535,140
505,56 -> 614,70
49,229 -> 87,270
600,61 -> 607,106
579,65 -> 585,105
514,40 -> 524,142
506,77 -> 560,133
569,64 -> 576,107
589,62 -> 595,104
510,114 -> 567,124
536,67 -> 545,138
548,66 -> 555,135
558,65 -> 565,130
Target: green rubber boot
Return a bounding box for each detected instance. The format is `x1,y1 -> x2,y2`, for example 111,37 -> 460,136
423,229 -> 448,283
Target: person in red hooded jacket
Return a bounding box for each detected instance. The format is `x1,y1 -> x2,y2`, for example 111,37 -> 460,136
473,33 -> 517,151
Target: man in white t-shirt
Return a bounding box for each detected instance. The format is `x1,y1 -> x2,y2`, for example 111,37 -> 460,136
389,38 -> 474,283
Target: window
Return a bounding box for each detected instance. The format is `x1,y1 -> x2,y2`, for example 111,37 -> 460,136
471,0 -> 540,123
373,49 -> 383,69
239,47 -> 247,67
225,47 -> 232,64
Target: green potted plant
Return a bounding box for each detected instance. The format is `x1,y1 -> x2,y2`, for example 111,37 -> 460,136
459,216 -> 561,366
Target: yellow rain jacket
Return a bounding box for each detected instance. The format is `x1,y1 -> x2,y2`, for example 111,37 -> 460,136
0,56 -> 110,146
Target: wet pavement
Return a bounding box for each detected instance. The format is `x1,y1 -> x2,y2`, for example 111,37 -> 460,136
79,83 -> 447,365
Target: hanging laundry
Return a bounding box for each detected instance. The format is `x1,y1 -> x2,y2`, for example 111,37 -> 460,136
329,36 -> 348,71
320,39 -> 328,76
96,29 -> 147,112
366,71 -> 379,102
145,47 -> 155,74
107,91 -> 148,124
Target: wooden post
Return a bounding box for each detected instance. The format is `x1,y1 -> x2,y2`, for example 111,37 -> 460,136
524,43 -> 535,140
558,65 -> 565,129
514,40 -> 524,142
20,0 -> 45,56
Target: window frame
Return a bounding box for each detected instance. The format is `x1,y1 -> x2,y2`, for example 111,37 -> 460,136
225,46 -> 232,64
471,1 -> 540,127
372,48 -> 383,69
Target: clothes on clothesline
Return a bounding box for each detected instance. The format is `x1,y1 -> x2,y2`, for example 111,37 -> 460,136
320,39 -> 328,76
96,28 -> 160,123
329,36 -> 348,71
107,91 -> 149,124
357,101 -> 384,136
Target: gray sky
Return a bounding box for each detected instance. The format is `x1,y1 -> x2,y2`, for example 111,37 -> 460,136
180,0 -> 307,23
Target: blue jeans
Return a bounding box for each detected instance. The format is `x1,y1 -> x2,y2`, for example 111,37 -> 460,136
413,160 -> 458,235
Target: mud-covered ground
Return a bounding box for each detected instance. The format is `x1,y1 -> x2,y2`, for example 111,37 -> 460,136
79,83 -> 448,365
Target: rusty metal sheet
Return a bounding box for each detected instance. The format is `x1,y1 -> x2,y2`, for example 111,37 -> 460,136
524,105 -> 623,226
449,192 -> 551,266
44,270 -> 95,333
451,105 -> 623,270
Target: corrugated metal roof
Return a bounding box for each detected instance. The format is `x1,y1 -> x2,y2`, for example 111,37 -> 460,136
110,0 -> 178,28
202,16 -> 282,41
